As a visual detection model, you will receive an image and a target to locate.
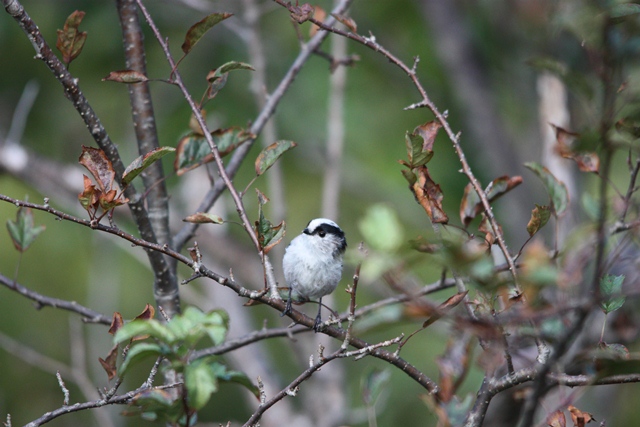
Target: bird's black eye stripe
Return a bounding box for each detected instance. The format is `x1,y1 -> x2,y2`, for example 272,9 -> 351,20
312,223 -> 344,240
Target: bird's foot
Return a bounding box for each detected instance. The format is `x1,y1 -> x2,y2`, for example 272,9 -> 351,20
312,314 -> 324,332
281,297 -> 292,317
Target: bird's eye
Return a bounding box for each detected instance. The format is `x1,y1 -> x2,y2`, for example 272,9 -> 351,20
318,230 -> 326,237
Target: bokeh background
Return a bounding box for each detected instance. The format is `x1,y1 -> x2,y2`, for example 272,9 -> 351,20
1,0 -> 638,425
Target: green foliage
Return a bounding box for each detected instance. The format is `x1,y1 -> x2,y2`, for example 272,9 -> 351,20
524,162 -> 569,216
6,206 -> 45,253
113,307 -> 256,423
600,274 -> 626,314
122,147 -> 176,186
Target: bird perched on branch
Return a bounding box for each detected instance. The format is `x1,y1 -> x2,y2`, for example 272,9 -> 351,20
281,218 -> 347,332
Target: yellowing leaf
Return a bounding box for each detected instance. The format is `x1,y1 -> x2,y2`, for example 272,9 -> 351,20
255,140 -> 297,176
524,162 -> 569,216
182,212 -> 224,224
181,13 -> 233,55
122,146 -> 175,186
526,204 -> 551,237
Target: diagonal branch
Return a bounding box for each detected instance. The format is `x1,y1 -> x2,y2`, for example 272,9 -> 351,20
2,0 -> 179,316
171,0 -> 356,254
0,272 -> 111,325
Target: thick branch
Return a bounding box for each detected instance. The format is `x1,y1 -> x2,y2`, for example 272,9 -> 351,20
2,0 -> 179,315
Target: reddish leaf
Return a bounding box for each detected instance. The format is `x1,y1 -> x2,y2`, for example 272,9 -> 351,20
331,13 -> 357,32
526,204 -> 551,237
290,3 -> 314,23
551,124 -> 599,173
77,175 -> 100,212
56,10 -> 87,65
567,405 -> 595,426
423,291 -> 468,328
98,345 -> 119,381
182,212 -> 224,224
411,166 -> 448,224
109,312 -> 124,335
547,410 -> 566,427
573,152 -> 600,173
79,146 -> 115,193
102,70 -> 149,84
98,189 -> 128,211
181,13 -> 233,55
135,303 -> 156,321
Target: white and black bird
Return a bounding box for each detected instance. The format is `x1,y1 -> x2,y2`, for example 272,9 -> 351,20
281,218 -> 347,332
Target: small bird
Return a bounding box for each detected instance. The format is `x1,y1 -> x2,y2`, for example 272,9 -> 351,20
281,218 -> 347,332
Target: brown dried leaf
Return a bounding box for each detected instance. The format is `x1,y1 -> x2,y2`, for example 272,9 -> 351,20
56,10 -> 87,65
79,146 -> 115,193
135,303 -> 155,321
102,70 -> 149,84
98,345 -> 119,381
290,3 -> 314,23
526,204 -> 551,237
568,405 -> 595,426
108,312 -> 124,335
551,124 -> 599,173
309,6 -> 326,37
423,291 -> 468,328
411,166 -> 448,224
331,13 -> 357,32
182,212 -> 224,224
78,175 -> 100,212
547,410 -> 566,427
413,120 -> 442,152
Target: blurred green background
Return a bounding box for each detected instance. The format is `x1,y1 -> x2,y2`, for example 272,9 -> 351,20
1,0 -> 638,426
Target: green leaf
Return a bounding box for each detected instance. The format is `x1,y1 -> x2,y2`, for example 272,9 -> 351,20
174,133 -> 212,175
122,147 -> 175,186
358,203 -> 403,252
526,204 -> 551,237
209,363 -> 260,399
114,319 -> 175,345
255,189 -> 286,254
524,162 -> 569,216
212,127 -> 254,156
361,367 -> 391,406
206,61 -> 255,83
600,274 -> 626,314
255,140 -> 297,176
201,309 -> 229,346
610,3 -> 640,19
185,359 -> 218,410
6,206 -> 46,253
118,342 -> 164,376
404,130 -> 433,168
181,13 -> 233,55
